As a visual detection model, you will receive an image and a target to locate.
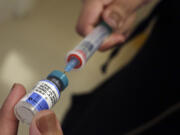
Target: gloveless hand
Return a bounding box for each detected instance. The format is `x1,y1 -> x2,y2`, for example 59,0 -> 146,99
0,84 -> 63,135
76,0 -> 152,51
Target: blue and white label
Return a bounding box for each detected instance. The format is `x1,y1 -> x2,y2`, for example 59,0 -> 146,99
26,92 -> 49,111
22,80 -> 60,111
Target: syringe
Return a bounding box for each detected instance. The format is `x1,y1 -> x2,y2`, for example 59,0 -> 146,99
65,22 -> 112,72
13,23 -> 111,124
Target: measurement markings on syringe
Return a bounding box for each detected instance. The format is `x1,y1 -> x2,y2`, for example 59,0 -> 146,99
78,41 -> 94,57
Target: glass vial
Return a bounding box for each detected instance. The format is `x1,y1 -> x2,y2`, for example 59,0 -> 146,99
14,70 -> 68,124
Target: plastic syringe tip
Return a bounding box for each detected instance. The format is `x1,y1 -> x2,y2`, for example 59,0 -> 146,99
64,58 -> 79,72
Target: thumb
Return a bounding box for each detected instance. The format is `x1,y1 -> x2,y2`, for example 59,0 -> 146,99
0,84 -> 26,135
103,0 -> 147,30
30,110 -> 63,135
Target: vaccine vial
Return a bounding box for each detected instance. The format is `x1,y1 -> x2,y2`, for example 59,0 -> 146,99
14,70 -> 68,124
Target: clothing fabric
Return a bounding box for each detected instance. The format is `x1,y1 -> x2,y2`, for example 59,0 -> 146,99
62,0 -> 180,134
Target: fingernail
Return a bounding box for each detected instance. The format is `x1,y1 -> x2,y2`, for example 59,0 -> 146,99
108,11 -> 122,28
36,112 -> 60,135
11,83 -> 17,91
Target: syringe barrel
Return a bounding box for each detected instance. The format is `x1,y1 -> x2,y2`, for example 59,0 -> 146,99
66,23 -> 111,69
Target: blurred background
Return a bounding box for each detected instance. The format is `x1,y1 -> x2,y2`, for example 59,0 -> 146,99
0,0 -> 159,134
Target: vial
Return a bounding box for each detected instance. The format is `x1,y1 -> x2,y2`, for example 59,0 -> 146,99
14,70 -> 68,124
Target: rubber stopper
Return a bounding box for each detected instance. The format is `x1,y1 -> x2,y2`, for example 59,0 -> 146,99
47,70 -> 68,90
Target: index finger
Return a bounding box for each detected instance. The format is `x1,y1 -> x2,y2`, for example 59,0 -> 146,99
0,84 -> 26,135
76,0 -> 113,36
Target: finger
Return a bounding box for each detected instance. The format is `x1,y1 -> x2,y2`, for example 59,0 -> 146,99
30,110 -> 63,135
99,33 -> 125,51
0,84 -> 26,135
102,0 -> 145,30
76,0 -> 113,36
99,12 -> 136,51
117,12 -> 136,37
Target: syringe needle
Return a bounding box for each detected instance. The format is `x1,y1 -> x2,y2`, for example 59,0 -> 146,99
65,58 -> 79,72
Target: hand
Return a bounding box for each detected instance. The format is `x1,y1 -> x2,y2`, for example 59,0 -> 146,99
76,0 -> 151,51
0,84 -> 63,135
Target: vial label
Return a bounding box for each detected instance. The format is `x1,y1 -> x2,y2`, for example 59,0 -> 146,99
22,80 -> 60,111
26,92 -> 49,111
